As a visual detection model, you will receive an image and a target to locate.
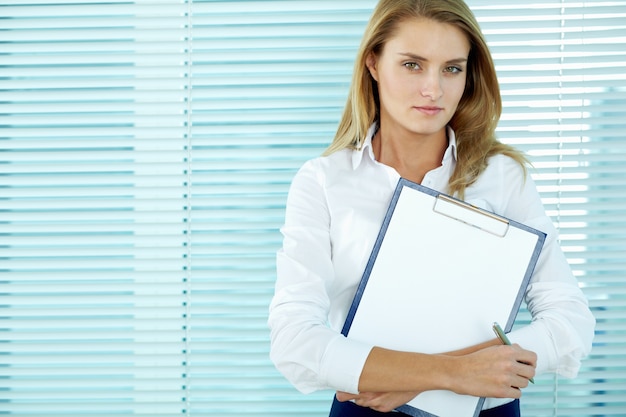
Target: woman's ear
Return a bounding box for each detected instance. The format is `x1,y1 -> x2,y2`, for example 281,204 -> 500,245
365,52 -> 379,82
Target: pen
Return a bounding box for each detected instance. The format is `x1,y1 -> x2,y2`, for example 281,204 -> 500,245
492,322 -> 535,384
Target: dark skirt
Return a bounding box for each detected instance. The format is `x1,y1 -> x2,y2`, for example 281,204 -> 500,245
328,396 -> 520,417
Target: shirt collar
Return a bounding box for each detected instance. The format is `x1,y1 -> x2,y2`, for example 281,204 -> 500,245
351,123 -> 459,170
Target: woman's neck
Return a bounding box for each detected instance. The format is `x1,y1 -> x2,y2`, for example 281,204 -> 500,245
372,126 -> 448,184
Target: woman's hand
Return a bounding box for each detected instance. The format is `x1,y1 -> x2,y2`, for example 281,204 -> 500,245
335,390 -> 419,413
450,343 -> 537,398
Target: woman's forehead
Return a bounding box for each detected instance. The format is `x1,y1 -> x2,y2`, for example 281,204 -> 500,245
381,18 -> 471,60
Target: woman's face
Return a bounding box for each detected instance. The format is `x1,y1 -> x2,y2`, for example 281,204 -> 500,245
366,17 -> 470,138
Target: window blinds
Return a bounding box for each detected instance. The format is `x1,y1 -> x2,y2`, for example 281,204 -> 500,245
1,1 -> 192,415
1,1 -> 625,416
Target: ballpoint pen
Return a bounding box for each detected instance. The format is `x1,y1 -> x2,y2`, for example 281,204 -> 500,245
492,322 -> 535,384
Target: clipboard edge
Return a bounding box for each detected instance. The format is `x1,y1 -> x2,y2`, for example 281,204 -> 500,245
394,395 -> 486,417
341,179 -> 408,335
502,220 -> 546,331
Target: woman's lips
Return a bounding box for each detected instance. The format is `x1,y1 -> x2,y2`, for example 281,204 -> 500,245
414,106 -> 443,116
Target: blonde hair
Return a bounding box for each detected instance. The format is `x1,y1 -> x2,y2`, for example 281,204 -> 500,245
324,0 -> 527,198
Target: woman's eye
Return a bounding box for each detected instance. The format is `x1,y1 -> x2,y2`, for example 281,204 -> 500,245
404,62 -> 420,71
445,66 -> 463,73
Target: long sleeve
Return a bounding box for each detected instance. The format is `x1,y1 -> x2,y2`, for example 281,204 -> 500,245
268,159 -> 374,394
477,156 -> 596,378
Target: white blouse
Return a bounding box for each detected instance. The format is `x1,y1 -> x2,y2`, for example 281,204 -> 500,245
268,124 -> 595,409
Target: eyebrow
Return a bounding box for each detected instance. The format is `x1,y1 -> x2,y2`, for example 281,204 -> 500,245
398,52 -> 468,65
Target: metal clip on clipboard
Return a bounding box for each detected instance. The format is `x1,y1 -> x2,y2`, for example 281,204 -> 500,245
433,194 -> 510,238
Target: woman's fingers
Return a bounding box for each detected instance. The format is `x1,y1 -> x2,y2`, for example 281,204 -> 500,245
456,344 -> 537,398
336,391 -> 419,413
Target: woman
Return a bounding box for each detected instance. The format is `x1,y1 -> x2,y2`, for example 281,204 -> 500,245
268,0 -> 595,416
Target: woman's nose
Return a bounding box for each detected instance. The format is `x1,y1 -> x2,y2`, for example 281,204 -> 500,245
420,71 -> 443,100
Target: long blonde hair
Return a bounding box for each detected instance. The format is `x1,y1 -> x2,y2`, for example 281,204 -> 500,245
324,0 -> 527,199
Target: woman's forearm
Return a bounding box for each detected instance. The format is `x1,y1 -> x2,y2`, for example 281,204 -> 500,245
358,347 -> 455,393
358,343 -> 536,399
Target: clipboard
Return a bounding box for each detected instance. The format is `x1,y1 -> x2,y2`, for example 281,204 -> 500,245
341,178 -> 546,417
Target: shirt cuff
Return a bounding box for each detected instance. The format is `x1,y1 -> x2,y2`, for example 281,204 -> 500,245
320,335 -> 373,394
508,322 -> 557,376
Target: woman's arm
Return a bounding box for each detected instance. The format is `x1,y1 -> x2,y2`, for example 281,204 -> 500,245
359,343 -> 536,396
335,342 -> 536,413
269,159 -> 376,395
491,157 -> 595,377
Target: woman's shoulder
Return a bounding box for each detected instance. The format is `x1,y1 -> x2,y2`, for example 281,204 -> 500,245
285,148 -> 357,211
485,152 -> 529,182
465,152 -> 532,214
489,151 -> 526,167
295,148 -> 355,181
